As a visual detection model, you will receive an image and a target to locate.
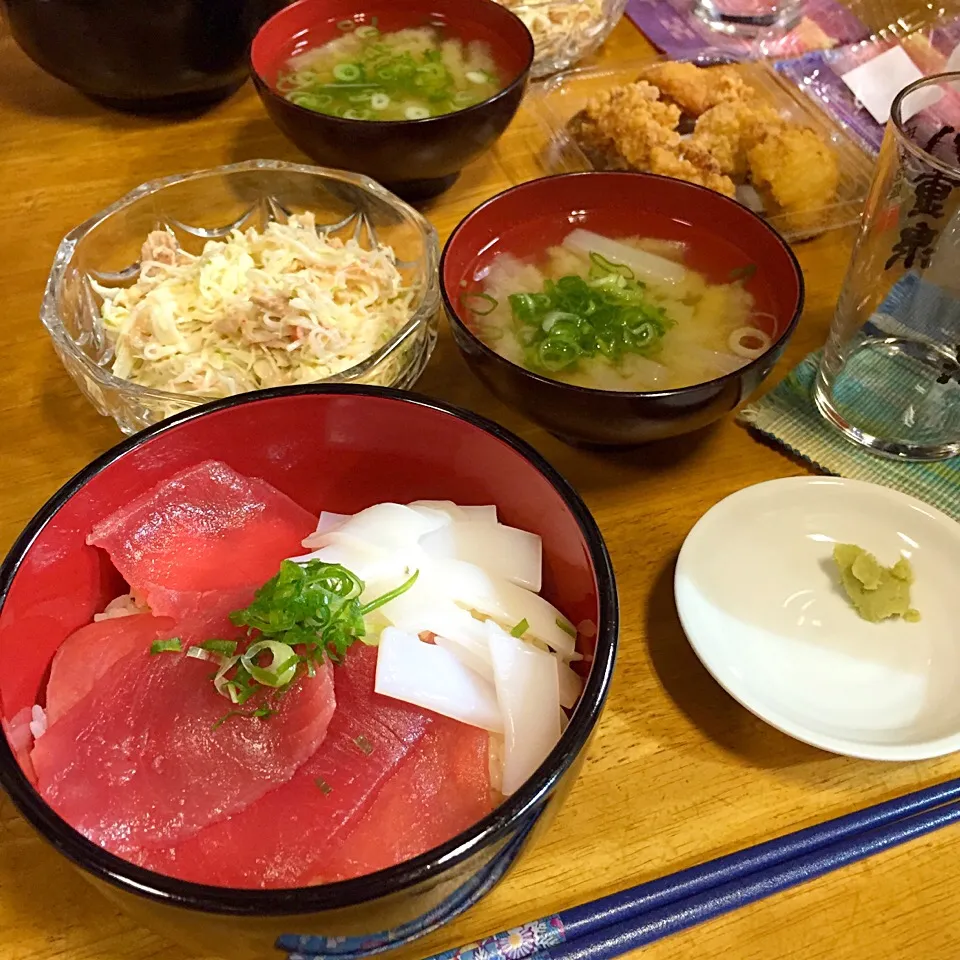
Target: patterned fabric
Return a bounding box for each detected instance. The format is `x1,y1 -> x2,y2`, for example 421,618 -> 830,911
738,349 -> 960,521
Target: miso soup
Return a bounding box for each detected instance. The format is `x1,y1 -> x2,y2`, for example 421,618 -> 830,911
279,24 -> 502,121
463,228 -> 777,392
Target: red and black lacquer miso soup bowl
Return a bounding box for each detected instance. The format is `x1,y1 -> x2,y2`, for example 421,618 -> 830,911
0,386 -> 617,960
250,0 -> 535,201
441,172 -> 805,447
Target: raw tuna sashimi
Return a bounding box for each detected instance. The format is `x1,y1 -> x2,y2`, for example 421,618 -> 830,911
44,614 -> 178,726
87,460 -> 317,633
31,647 -> 336,851
2,707 -> 37,784
313,715 -> 492,883
133,645 -> 433,888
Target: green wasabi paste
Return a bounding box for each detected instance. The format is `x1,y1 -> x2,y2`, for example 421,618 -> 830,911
832,544 -> 921,624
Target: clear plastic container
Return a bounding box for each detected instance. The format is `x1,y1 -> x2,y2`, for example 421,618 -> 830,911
528,55 -> 876,241
493,0 -> 629,78
41,160 -> 440,435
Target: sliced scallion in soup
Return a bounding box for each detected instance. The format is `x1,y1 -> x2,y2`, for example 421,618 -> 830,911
278,24 -> 502,121
464,229 -> 775,392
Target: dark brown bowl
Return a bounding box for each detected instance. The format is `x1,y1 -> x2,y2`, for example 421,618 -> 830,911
2,0 -> 286,111
0,385 -> 617,960
441,172 -> 805,447
249,0 -> 534,201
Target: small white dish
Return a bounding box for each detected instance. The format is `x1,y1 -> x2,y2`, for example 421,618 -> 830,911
675,477 -> 960,760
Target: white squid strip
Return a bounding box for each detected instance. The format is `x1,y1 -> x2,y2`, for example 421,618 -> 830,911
419,521 -> 543,592
293,532 -> 415,584
488,630 -> 561,796
558,659 -> 584,709
328,503 -> 447,549
563,229 -> 687,286
436,559 -> 576,658
483,619 -> 580,706
434,632 -> 495,682
301,511 -> 350,548
409,500 -> 498,524
375,627 -> 503,732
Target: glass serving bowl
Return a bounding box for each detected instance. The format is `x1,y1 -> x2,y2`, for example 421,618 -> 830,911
493,0 -> 628,78
41,160 -> 441,435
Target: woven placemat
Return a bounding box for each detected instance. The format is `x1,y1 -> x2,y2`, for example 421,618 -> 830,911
738,349 -> 960,522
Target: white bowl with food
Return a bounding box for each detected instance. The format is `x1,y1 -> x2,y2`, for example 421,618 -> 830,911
676,477 -> 960,760
41,160 -> 440,434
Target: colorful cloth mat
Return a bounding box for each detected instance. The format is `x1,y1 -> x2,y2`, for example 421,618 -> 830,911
738,349 -> 960,522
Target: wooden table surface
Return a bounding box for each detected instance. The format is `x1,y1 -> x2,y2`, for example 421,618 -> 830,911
3,9 -> 960,960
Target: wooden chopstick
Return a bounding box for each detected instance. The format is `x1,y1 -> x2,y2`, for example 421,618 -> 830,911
424,777 -> 960,960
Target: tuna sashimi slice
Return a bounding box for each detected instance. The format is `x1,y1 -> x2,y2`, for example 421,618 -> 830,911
31,647 -> 336,851
44,614 -> 178,727
2,707 -> 37,785
87,460 -> 317,629
313,716 -> 492,884
133,645 -> 433,888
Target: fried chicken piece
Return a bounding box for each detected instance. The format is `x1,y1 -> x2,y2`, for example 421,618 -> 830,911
747,126 -> 840,234
569,81 -> 682,171
648,146 -> 737,197
568,79 -> 736,196
639,62 -> 750,118
690,101 -> 786,178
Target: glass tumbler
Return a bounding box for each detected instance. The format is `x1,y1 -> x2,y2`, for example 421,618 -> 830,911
691,0 -> 803,38
815,72 -> 960,461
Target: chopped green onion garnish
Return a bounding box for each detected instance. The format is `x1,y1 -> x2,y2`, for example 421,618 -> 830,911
240,641 -> 298,689
729,264 -> 757,282
556,617 -> 577,638
186,646 -> 214,661
205,561 -> 420,727
202,639 -> 239,657
212,703 -> 275,731
315,777 -> 333,794
333,62 -> 363,83
360,569 -> 418,616
462,291 -> 499,317
510,618 -> 530,638
353,735 -> 373,755
502,264 -> 673,374
150,638 -> 182,655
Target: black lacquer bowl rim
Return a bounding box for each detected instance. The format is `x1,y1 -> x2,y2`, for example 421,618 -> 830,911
0,384 -> 619,917
440,171 -> 806,403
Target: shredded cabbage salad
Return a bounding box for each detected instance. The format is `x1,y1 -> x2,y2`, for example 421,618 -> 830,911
494,0 -> 608,72
92,213 -> 414,397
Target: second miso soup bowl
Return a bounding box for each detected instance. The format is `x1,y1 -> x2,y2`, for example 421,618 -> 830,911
441,172 -> 805,447
0,386 -> 618,960
250,0 -> 535,201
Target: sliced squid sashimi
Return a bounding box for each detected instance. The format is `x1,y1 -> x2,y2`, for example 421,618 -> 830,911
305,503 -> 446,554
408,501 -> 497,524
31,645 -> 336,851
434,559 -> 576,658
299,511 -> 351,548
488,628 -> 561,796
419,521 -> 542,592
294,532 -> 418,585
363,571 -> 487,642
312,715 -> 492,883
376,627 -> 503,732
433,632 -> 494,683
87,460 -> 317,633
